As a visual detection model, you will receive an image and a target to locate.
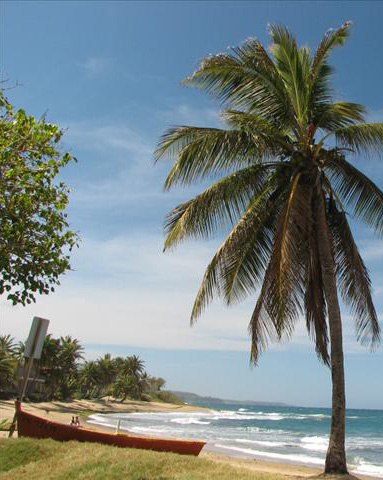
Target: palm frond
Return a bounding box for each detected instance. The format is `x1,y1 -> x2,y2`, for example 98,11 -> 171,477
308,22 -> 351,126
163,163 -> 276,250
325,153 -> 383,235
248,288 -> 279,365
314,102 -> 366,132
268,24 -> 308,128
329,204 -> 380,347
220,182 -> 288,304
222,110 -> 294,151
155,126 -> 274,189
249,173 -> 311,363
190,180 -> 282,322
334,123 -> 383,157
183,39 -> 291,124
310,22 -> 352,82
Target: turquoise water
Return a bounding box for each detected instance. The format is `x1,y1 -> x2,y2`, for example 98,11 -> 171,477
89,403 -> 383,477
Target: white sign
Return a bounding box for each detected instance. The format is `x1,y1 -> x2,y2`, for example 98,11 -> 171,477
24,317 -> 50,359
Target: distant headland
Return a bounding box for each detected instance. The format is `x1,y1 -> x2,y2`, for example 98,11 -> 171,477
170,391 -> 290,407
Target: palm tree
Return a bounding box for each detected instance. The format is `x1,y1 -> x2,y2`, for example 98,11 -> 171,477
15,341 -> 25,363
156,22 -> 382,474
112,371 -> 149,402
78,361 -> 101,398
59,336 -> 84,370
0,347 -> 16,391
38,335 -> 61,400
58,336 -> 84,399
0,335 -> 16,356
96,354 -> 117,396
122,355 -> 145,379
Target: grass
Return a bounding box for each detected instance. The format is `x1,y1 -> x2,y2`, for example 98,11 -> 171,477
0,438 -> 289,480
0,420 -> 11,431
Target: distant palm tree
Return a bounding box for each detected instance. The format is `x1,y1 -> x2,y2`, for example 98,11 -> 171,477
96,354 -> 116,395
38,335 -> 61,399
0,348 -> 16,391
59,336 -> 84,373
156,22 -> 382,474
0,335 -> 16,356
78,361 -> 101,398
122,355 -> 145,379
58,336 -> 84,398
15,341 -> 25,363
0,336 -> 17,391
112,372 -> 148,402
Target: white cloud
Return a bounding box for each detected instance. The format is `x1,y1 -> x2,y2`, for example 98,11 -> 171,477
78,56 -> 112,76
3,105 -> 381,358
59,107 -> 223,207
65,122 -> 152,157
359,239 -> 383,261
160,104 -> 222,128
3,230 -> 380,357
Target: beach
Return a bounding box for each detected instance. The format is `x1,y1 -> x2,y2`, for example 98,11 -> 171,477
0,397 -> 208,433
2,398 -> 379,479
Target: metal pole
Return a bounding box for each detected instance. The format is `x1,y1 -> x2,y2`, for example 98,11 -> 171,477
116,419 -> 122,434
8,321 -> 43,438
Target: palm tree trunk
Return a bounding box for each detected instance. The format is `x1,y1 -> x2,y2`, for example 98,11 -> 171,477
317,193 -> 348,474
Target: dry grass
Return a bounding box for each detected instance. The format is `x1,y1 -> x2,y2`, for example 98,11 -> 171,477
0,438 -> 291,480
0,438 -> 364,480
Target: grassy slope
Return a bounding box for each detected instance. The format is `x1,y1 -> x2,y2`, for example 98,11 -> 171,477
0,438 -> 292,480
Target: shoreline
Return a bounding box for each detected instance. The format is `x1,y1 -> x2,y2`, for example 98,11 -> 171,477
0,397 -> 209,429
0,398 -> 377,479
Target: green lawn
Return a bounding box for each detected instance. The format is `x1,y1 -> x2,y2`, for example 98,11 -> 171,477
0,438 -> 289,480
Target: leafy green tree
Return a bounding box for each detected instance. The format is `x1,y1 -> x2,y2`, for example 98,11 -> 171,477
156,22 -> 382,474
147,376 -> 166,393
0,93 -> 79,306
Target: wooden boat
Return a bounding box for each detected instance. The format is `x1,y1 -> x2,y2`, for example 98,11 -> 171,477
15,401 -> 205,456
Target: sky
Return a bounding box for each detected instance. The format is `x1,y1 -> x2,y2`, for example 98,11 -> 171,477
1,1 -> 383,409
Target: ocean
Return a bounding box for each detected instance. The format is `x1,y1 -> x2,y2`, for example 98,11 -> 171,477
88,402 -> 383,478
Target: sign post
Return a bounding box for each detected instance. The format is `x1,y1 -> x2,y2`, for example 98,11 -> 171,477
8,316 -> 50,437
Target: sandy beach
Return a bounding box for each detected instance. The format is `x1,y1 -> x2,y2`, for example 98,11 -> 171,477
0,398 -> 330,478
2,399 -> 377,478
0,397 -> 208,431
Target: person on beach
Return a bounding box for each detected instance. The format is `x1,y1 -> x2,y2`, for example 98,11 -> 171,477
69,416 -> 75,426
75,416 -> 80,427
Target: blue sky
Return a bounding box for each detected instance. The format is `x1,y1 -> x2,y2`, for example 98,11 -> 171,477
1,1 -> 383,409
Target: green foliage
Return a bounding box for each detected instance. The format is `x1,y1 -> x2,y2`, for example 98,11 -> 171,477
156,22 -> 382,365
0,419 -> 12,431
0,93 -> 79,306
1,331 -> 175,403
0,438 -> 281,480
154,391 -> 184,405
0,335 -> 17,391
0,438 -> 55,473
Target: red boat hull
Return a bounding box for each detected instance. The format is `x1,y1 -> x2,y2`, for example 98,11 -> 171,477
15,401 -> 205,456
